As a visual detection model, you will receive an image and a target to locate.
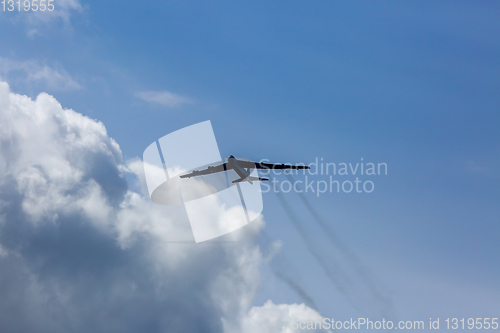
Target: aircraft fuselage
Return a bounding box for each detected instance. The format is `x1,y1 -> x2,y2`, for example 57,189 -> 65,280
227,155 -> 252,182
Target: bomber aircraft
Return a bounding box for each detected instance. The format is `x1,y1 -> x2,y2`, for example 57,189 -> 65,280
180,155 -> 310,184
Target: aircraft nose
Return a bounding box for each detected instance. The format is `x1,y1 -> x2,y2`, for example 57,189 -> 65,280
229,155 -> 235,159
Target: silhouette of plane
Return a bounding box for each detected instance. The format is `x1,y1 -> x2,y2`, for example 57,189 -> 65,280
180,155 -> 310,184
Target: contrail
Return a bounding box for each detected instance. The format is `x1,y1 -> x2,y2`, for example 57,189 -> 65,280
273,269 -> 318,310
273,186 -> 364,313
285,173 -> 392,315
260,230 -> 318,310
271,174 -> 392,317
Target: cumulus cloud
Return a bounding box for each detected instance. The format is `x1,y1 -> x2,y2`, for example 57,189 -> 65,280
136,90 -> 193,108
0,57 -> 81,91
233,300 -> 331,333
0,81 -> 324,332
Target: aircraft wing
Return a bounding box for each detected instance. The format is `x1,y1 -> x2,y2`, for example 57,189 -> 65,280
236,160 -> 310,170
179,162 -> 228,178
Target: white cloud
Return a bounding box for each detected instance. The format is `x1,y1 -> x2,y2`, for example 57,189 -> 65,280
0,57 -> 81,91
233,300 -> 331,333
0,80 -> 323,332
9,0 -> 84,36
32,0 -> 83,24
136,90 -> 193,108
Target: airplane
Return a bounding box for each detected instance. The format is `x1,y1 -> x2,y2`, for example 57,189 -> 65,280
179,155 -> 310,184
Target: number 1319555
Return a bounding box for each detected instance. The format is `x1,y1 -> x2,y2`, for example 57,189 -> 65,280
2,0 -> 54,11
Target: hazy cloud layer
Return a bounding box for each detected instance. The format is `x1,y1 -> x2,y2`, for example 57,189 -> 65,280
0,57 -> 81,91
136,90 -> 193,108
4,0 -> 85,36
0,81 -> 325,332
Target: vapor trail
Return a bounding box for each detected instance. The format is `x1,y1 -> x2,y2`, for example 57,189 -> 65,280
273,186 -> 363,313
285,173 -> 392,315
273,269 -> 318,310
260,231 -> 318,310
270,173 -> 393,317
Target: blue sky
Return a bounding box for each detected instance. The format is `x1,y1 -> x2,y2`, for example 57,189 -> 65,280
0,1 -> 499,331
